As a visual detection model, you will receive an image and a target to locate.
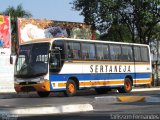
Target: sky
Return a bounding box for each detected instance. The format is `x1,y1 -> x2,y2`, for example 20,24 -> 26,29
0,0 -> 84,22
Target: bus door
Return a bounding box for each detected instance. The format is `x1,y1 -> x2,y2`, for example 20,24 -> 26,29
50,49 -> 61,72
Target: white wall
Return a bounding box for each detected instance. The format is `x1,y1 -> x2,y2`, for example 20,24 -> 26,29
0,53 -> 16,93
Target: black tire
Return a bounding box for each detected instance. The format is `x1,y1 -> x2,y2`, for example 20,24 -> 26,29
118,78 -> 132,93
37,91 -> 50,97
95,88 -> 110,94
65,80 -> 77,97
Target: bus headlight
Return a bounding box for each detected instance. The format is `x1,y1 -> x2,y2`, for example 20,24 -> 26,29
39,76 -> 47,83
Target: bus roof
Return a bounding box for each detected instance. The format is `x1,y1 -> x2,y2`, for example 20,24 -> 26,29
20,37 -> 149,47
20,38 -> 53,45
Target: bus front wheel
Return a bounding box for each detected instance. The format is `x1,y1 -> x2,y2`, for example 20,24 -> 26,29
65,79 -> 77,97
37,91 -> 50,97
118,78 -> 132,93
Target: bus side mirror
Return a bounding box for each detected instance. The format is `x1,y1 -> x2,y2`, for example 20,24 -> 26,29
10,55 -> 13,64
50,53 -> 57,66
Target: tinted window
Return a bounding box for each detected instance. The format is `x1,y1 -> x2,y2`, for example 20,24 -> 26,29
134,46 -> 141,61
15,43 -> 50,78
110,44 -> 121,60
96,44 -> 110,60
141,47 -> 149,62
66,42 -> 81,59
121,45 -> 133,61
82,43 -> 96,60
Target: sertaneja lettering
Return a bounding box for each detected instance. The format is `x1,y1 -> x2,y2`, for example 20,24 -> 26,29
90,65 -> 93,73
90,65 -> 131,73
109,66 -> 112,72
100,65 -> 104,72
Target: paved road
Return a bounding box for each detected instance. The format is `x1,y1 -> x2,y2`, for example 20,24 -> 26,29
0,89 -> 160,107
0,88 -> 160,120
18,101 -> 160,120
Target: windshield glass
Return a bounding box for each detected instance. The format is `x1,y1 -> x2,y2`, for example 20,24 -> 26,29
15,43 -> 50,78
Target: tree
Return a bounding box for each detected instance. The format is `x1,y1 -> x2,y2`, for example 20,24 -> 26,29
2,4 -> 32,54
120,0 -> 160,44
101,23 -> 132,42
71,0 -> 160,44
150,24 -> 160,63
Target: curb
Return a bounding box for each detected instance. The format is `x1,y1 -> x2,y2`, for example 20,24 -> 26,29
95,96 -> 160,103
0,104 -> 93,116
0,87 -> 160,99
117,96 -> 145,102
132,87 -> 160,92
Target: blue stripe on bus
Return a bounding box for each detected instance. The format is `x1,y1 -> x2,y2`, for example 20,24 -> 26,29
49,73 -> 151,82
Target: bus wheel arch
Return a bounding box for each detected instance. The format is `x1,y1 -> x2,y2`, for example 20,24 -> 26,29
65,77 -> 79,97
118,76 -> 133,93
125,75 -> 133,86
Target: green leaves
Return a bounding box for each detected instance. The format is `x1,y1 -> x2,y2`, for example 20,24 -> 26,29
71,0 -> 160,44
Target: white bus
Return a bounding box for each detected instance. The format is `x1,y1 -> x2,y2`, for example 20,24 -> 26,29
14,38 -> 152,97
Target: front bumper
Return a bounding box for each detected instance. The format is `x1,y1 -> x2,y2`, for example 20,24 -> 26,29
14,80 -> 50,92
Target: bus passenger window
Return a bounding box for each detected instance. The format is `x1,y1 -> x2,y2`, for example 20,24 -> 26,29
141,47 -> 149,62
82,43 -> 96,60
110,45 -> 121,60
96,44 -> 103,59
67,42 -> 81,59
134,46 -> 141,61
96,44 -> 110,60
121,45 -> 133,61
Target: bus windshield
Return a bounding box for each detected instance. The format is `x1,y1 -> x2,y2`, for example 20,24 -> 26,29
15,43 -> 50,78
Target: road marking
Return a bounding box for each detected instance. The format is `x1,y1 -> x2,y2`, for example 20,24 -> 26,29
95,96 -> 118,103
0,104 -> 93,116
95,96 -> 160,103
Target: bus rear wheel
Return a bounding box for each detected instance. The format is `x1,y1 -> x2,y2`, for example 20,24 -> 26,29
37,91 -> 50,97
118,78 -> 132,93
65,80 -> 77,97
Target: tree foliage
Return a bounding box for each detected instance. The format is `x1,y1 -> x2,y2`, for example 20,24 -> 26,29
101,23 -> 132,42
71,0 -> 160,44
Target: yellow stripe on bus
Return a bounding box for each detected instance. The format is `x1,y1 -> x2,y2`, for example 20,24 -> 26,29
54,80 -> 124,88
58,83 -> 66,87
53,79 -> 151,88
133,79 -> 151,84
79,80 -> 124,86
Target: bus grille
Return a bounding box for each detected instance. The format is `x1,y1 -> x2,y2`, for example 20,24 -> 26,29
21,86 -> 36,92
20,82 -> 37,85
